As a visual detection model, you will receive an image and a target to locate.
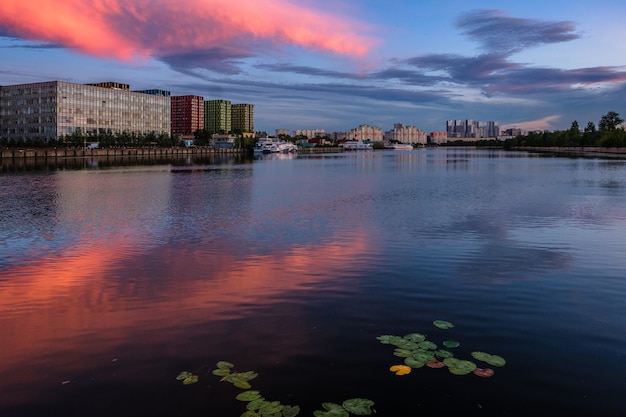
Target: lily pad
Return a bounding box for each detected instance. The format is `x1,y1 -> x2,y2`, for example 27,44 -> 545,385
376,335 -> 396,344
259,401 -> 284,414
236,390 -> 262,401
471,351 -> 506,367
435,349 -> 454,359
412,350 -> 435,362
342,398 -> 375,416
404,357 -> 427,368
176,371 -> 192,380
282,405 -> 301,417
216,361 -> 234,369
433,320 -> 454,329
403,333 -> 426,342
426,360 -> 446,369
473,368 -> 495,378
443,340 -> 460,348
212,368 -> 231,376
443,358 -> 476,375
247,398 -> 269,410
389,364 -> 412,375
393,348 -> 413,358
394,340 -> 419,350
418,340 -> 437,350
182,375 -> 198,385
313,402 -> 349,417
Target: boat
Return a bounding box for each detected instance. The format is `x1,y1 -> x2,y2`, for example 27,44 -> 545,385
384,143 -> 413,150
342,140 -> 373,150
253,137 -> 275,153
254,137 -> 298,154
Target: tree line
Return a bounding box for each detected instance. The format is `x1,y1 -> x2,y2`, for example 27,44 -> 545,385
1,128 -> 178,149
503,111 -> 625,149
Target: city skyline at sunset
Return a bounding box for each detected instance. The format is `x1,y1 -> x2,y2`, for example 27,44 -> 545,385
1,0 -> 625,133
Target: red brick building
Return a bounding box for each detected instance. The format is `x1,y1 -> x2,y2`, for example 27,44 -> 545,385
171,95 -> 204,136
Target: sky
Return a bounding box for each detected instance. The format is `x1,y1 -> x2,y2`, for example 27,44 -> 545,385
1,0 -> 626,134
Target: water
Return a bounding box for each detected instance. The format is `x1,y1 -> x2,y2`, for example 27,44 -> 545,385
1,148 -> 625,416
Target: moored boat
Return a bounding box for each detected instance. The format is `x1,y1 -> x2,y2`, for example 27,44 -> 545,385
342,140 -> 373,150
384,143 -> 413,150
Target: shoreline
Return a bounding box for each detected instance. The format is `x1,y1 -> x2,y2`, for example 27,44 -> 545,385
512,146 -> 626,155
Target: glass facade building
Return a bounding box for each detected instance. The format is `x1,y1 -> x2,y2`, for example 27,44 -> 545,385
0,81 -> 171,141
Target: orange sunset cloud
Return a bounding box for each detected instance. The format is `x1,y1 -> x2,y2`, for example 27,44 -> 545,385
0,0 -> 377,62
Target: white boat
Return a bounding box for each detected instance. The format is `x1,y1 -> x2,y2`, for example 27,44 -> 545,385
384,143 -> 413,150
342,140 -> 372,150
254,137 -> 298,154
277,141 -> 298,153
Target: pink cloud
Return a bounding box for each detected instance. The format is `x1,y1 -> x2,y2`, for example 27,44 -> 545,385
0,0 -> 378,61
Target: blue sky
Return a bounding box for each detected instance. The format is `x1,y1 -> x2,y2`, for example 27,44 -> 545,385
1,0 -> 625,134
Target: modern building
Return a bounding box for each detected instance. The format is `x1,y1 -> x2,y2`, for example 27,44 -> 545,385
446,119 -> 499,139
0,81 -> 171,141
203,99 -> 231,133
231,103 -> 254,133
171,95 -> 204,137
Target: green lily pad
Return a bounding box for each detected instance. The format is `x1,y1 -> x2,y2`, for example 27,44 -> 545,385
313,402 -> 349,417
234,379 -> 252,389
241,411 -> 261,417
212,368 -> 231,376
472,351 -> 506,367
239,371 -> 259,381
282,405 -> 301,417
435,349 -> 454,359
376,335 -> 397,344
443,340 -> 460,348
176,371 -> 192,380
443,358 -> 476,375
259,401 -> 284,414
247,398 -> 269,410
412,349 -> 435,362
404,357 -> 427,368
342,398 -> 375,415
393,348 -> 413,357
236,390 -> 262,401
216,361 -> 234,369
395,340 -> 419,350
433,320 -> 454,329
418,340 -> 437,350
182,375 -> 198,385
403,333 -> 426,342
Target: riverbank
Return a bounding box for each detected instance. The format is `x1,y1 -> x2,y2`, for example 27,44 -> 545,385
512,146 -> 626,155
0,145 -> 344,160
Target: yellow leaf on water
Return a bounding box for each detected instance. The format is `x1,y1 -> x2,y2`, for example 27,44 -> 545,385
389,365 -> 412,375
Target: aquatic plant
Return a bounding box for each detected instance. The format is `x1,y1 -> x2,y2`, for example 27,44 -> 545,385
378,320 -> 505,378
177,361 -> 374,416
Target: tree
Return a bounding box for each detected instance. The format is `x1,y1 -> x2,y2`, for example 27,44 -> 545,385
582,121 -> 598,146
567,120 -> 580,146
599,111 -> 624,132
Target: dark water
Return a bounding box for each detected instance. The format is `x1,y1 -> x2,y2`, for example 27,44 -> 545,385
1,148 -> 625,417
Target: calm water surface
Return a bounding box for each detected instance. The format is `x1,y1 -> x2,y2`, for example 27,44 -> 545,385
1,148 -> 625,416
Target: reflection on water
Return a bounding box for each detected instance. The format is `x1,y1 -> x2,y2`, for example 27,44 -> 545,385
1,149 -> 625,416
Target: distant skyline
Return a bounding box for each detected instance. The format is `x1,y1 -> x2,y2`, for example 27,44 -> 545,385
1,0 -> 625,133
